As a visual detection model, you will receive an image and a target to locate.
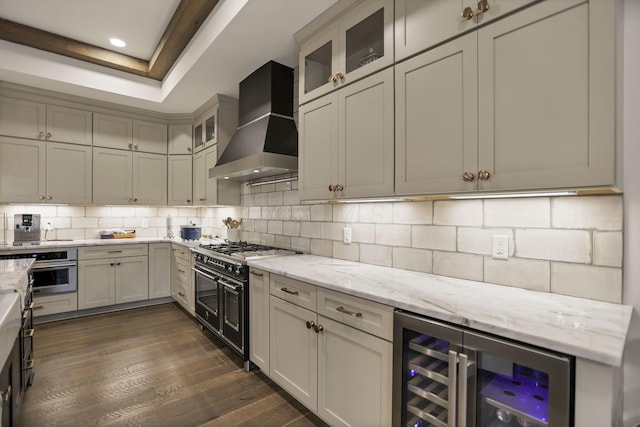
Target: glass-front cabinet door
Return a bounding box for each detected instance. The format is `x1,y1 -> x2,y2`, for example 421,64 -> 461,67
193,108 -> 217,153
299,0 -> 393,105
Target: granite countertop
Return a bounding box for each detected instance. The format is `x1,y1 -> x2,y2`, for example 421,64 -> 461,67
0,236 -> 219,252
248,254 -> 633,367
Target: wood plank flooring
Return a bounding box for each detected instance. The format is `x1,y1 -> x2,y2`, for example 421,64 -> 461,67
17,303 -> 328,427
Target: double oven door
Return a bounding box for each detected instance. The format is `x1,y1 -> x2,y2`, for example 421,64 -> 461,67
194,263 -> 246,356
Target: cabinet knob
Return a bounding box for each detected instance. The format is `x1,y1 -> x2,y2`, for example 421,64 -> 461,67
462,6 -> 474,20
306,320 -> 315,330
133,198 -> 138,202
462,171 -> 475,182
46,132 -> 52,139
328,185 -> 335,191
38,131 -> 45,138
134,144 -> 138,150
187,147 -> 192,152
39,195 -> 45,200
314,324 -> 324,333
46,195 -> 53,200
128,143 -> 133,149
328,74 -> 335,83
478,169 -> 491,180
110,263 -> 115,266
477,0 -> 490,13
335,72 -> 344,81
187,199 -> 191,203
335,185 -> 344,191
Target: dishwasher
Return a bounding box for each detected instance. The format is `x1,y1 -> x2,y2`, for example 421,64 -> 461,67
392,310 -> 573,427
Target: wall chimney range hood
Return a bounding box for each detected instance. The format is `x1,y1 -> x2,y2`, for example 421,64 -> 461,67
209,61 -> 298,180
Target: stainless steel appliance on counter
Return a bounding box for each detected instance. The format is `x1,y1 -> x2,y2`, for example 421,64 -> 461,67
0,248 -> 77,295
13,214 -> 41,246
191,242 -> 300,370
393,310 -> 573,427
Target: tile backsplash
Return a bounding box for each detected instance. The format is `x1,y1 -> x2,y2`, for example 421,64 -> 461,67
0,186 -> 623,304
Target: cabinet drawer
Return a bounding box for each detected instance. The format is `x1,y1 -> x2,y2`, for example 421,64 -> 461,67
317,288 -> 393,341
79,244 -> 148,260
270,274 -> 317,311
33,292 -> 78,317
172,282 -> 189,306
172,244 -> 191,263
175,258 -> 191,283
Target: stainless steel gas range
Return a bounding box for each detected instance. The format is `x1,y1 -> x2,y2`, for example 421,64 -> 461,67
191,242 -> 299,371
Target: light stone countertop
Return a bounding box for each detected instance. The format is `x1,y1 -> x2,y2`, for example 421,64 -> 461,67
248,254 -> 633,367
0,258 -> 34,308
0,236 -> 210,251
0,259 -> 32,368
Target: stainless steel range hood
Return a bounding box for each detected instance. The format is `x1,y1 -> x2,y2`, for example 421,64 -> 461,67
210,61 -> 298,180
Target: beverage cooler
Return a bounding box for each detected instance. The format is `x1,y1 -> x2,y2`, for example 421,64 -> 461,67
393,311 -> 573,427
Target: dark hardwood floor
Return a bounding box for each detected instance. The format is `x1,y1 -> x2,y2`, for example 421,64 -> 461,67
17,303 -> 328,427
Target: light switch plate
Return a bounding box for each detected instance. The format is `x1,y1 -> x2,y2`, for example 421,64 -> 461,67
343,227 -> 352,244
492,235 -> 509,260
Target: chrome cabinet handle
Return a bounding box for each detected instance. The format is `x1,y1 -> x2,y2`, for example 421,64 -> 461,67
280,287 -> 299,296
458,353 -> 469,427
336,306 -> 362,318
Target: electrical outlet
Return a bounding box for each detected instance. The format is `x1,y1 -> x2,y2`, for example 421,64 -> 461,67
141,218 -> 149,228
492,235 -> 509,260
343,227 -> 352,244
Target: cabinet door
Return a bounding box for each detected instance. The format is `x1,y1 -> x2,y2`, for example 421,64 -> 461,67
92,147 -> 132,204
477,0 -> 614,191
168,124 -> 193,154
395,34 -> 478,195
46,105 -> 92,145
269,295 -> 318,411
298,93 -> 338,200
78,259 -> 116,309
317,316 -> 392,427
299,24 -> 340,105
249,268 -> 270,372
203,145 -> 219,205
339,67 -> 394,198
132,120 -> 168,154
0,136 -> 46,203
46,142 -> 92,204
133,152 -> 167,205
93,113 -> 133,150
192,149 -> 206,204
32,293 -> 78,317
115,255 -> 149,304
149,243 -> 171,299
0,97 -> 45,139
168,155 -> 193,205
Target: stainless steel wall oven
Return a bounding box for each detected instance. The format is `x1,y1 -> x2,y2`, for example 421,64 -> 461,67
0,248 -> 77,295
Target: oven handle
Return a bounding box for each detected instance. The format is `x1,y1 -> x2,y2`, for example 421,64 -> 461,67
220,280 -> 240,294
32,262 -> 77,270
191,267 -> 221,282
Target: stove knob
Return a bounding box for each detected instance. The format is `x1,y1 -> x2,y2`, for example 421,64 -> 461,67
227,265 -> 233,272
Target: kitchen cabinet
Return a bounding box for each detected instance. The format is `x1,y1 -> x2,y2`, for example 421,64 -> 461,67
298,0 -> 393,105
249,267 -> 270,372
168,124 -> 193,154
192,94 -> 238,155
0,337 -> 20,427
32,292 -> 78,317
394,0 -> 537,62
0,97 -> 92,145
168,155 -> 193,205
148,243 -> 171,299
78,245 -> 149,310
268,274 -> 393,426
395,0 -> 616,195
94,113 -> 167,154
0,136 -> 91,204
299,68 -> 394,200
192,145 -> 240,206
171,244 -> 194,315
93,147 -> 167,205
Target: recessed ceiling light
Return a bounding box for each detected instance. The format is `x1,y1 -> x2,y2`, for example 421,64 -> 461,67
110,38 -> 126,48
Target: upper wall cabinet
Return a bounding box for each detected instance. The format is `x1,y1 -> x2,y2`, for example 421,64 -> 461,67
94,113 -> 167,154
0,97 -> 92,145
168,124 -> 193,154
193,95 -> 238,155
395,0 -> 616,195
394,0 -> 537,62
298,0 -> 393,105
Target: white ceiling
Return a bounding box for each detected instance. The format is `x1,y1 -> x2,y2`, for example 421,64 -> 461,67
0,0 -> 337,114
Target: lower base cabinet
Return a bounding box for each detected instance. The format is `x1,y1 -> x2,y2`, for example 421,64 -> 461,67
170,244 -> 194,315
32,292 -> 78,317
0,336 -> 20,427
257,272 -> 393,427
149,243 -> 171,299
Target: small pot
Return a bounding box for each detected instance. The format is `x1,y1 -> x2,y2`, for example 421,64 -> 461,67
179,225 -> 201,240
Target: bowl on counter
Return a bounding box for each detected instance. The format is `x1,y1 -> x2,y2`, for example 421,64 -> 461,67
179,225 -> 202,241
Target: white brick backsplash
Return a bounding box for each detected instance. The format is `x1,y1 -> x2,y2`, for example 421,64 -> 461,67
291,206 -> 310,221
135,228 -> 158,238
262,206 -> 276,220
276,181 -> 292,192
593,231 -> 622,267
360,203 -> 392,223
393,247 -> 433,273
333,204 -> 360,223
301,222 -> 322,238
311,205 -> 332,221
351,223 -> 376,244
254,193 -> 268,206
333,241 -> 360,262
148,217 -> 166,227
56,228 -> 86,240
274,206 -> 292,220
268,221 -> 283,235
98,217 -> 124,228
516,229 -> 591,263
50,217 -> 71,229
458,228 -> 514,256
283,221 -> 301,236
274,235 -> 291,249
85,206 -> 112,217
393,202 -> 433,224
260,234 -> 276,246
242,194 -> 254,206
311,239 -> 332,257
135,207 -> 157,217
433,252 -> 483,281
552,195 -> 622,231
376,224 -> 411,247
360,244 -> 392,267
254,220 -> 268,233
157,207 -> 178,217
291,237 -> 310,253
322,222 -> 345,241
23,205 -> 57,216
484,257 -> 550,292
551,263 -> 622,303
71,217 -> 99,228
283,190 -> 300,206
56,206 -> 85,217
268,192 -> 283,206
124,217 -> 145,228
178,207 -> 199,218
110,206 -> 135,217
485,198 -> 551,228
260,184 -> 276,193
249,207 -> 261,219
412,226 -> 456,251
434,200 -> 483,226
